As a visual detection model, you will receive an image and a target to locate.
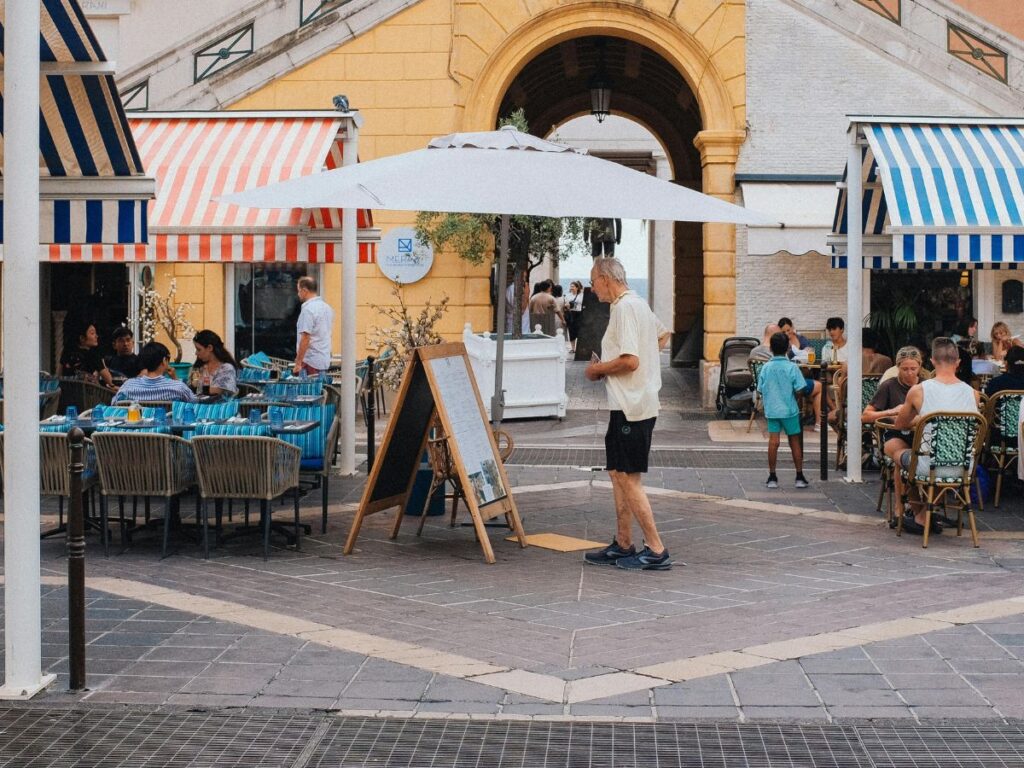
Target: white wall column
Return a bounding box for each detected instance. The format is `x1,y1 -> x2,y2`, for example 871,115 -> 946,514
224,264 -> 236,353
974,269 -> 995,338
339,116 -> 362,476
845,125 -> 864,483
1,0 -> 53,700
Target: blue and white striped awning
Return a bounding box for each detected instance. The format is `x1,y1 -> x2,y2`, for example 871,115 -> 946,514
829,120 -> 1024,270
0,0 -> 153,260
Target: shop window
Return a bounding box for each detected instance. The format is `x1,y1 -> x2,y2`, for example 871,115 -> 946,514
234,264 -> 312,361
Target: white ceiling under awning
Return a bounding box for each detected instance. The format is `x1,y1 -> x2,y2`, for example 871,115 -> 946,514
741,182 -> 838,257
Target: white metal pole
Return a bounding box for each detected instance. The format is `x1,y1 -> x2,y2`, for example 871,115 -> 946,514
223,264 -> 236,354
845,124 -> 863,483
1,0 -> 53,700
339,117 -> 360,475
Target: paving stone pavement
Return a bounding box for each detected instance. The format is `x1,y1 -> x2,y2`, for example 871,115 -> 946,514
2,359 -> 1023,725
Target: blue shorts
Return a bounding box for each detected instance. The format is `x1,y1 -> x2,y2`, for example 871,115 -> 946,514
767,415 -> 802,436
801,378 -> 815,395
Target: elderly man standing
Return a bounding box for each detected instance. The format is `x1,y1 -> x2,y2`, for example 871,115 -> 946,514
583,257 -> 672,571
293,276 -> 334,376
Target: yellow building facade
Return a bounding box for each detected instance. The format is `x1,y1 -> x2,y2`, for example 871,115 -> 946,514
154,0 -> 746,361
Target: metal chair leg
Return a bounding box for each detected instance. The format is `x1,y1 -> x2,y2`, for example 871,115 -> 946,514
161,497 -> 172,559
201,500 -> 209,559
261,499 -> 271,561
321,474 -> 329,534
294,491 -> 301,551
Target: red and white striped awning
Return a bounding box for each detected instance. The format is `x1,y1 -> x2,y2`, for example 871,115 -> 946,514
99,112 -> 377,264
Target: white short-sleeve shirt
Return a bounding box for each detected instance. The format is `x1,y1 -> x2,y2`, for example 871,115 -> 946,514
296,296 -> 334,370
600,290 -> 661,422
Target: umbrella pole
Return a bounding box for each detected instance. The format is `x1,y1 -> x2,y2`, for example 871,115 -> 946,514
492,214 -> 511,427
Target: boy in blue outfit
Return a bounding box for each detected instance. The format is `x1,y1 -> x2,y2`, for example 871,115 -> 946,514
758,332 -> 811,489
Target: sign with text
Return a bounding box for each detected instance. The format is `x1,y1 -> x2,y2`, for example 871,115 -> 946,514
377,227 -> 433,284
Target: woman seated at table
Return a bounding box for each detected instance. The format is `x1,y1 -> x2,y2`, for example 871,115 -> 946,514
985,346 -> 1024,397
191,330 -> 239,397
990,321 -> 1023,364
861,346 -> 923,513
60,320 -> 114,388
113,342 -> 197,404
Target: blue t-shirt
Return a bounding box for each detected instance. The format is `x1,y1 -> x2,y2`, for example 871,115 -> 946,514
758,356 -> 807,419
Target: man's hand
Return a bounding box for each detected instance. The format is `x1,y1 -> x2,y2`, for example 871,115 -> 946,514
585,362 -> 604,381
292,363 -> 302,376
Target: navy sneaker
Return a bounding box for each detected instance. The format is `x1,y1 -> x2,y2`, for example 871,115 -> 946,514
795,474 -> 810,489
766,474 -> 779,489
616,546 -> 673,571
584,539 -> 635,566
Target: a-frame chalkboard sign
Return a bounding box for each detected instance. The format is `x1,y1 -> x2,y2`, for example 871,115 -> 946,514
344,342 -> 526,563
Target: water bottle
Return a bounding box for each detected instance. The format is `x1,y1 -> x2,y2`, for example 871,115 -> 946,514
92,404 -> 105,423
299,368 -> 308,381
269,406 -> 284,431
182,404 -> 196,424
65,405 -> 78,423
249,408 -> 262,425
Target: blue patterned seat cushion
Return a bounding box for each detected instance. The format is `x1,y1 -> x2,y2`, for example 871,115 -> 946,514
275,404 -> 335,471
191,423 -> 271,437
264,381 -> 325,399
171,401 -> 240,421
239,367 -> 273,382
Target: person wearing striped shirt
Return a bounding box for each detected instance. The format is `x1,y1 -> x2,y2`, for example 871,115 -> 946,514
112,342 -> 198,404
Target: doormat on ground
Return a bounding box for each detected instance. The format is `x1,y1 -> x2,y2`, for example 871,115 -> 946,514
506,532 -> 605,551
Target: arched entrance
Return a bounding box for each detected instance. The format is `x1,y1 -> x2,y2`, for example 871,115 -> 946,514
458,3 -> 745,385
495,35 -> 703,359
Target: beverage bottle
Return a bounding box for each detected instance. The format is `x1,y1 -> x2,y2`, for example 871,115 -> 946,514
201,372 -> 212,395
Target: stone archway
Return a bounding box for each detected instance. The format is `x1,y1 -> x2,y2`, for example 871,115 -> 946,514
455,2 -> 745,390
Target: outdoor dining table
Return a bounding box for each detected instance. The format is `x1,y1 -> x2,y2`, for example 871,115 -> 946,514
237,394 -> 325,407
40,416 -> 319,436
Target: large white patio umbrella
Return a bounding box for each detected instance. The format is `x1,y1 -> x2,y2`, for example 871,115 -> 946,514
222,126 -> 775,454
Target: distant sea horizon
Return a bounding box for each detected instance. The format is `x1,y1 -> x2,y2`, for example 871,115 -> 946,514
560,276 -> 649,302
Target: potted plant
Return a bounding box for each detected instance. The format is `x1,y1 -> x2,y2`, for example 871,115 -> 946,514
135,278 -> 197,378
413,110 -> 583,418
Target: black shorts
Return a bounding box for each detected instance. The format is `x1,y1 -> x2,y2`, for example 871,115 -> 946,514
605,410 -> 656,474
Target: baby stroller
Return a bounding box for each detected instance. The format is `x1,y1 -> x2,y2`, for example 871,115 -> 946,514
715,336 -> 759,418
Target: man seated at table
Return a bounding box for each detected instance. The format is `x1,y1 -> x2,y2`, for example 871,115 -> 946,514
113,342 -> 198,404
105,326 -> 141,380
821,317 -> 848,365
985,346 -> 1024,396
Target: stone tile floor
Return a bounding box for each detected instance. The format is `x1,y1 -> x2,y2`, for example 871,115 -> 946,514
2,359 -> 1023,727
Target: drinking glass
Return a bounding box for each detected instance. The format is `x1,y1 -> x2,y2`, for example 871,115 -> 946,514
807,350 -> 816,364
269,407 -> 284,430
154,408 -> 167,425
65,405 -> 78,423
249,408 -> 262,425
92,404 -> 105,422
182,404 -> 197,424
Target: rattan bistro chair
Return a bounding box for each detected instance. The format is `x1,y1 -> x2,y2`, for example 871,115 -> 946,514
192,436 -> 301,560
982,390 -> 1023,508
897,411 -> 987,549
276,404 -> 339,534
834,374 -> 882,470
59,377 -> 114,413
91,432 -> 196,558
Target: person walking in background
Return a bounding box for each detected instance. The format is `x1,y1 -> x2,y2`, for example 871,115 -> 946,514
293,276 -> 334,376
584,257 -> 672,571
759,332 -> 812,490
105,326 -> 140,380
551,283 -> 567,335
566,280 -> 584,351
528,279 -> 557,335
191,330 -> 240,397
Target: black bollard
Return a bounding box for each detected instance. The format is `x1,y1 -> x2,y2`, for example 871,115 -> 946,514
67,426 -> 87,691
366,356 -> 376,470
820,364 -> 829,481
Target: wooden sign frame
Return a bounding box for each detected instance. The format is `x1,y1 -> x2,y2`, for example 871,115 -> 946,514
344,342 -> 526,563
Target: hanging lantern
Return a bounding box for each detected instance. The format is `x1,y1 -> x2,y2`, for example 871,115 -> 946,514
589,39 -> 613,123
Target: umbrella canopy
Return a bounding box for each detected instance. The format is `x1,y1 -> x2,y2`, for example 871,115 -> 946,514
221,126 -> 774,438
221,126 -> 774,225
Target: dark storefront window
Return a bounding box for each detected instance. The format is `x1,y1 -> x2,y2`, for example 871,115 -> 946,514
233,264 -> 312,361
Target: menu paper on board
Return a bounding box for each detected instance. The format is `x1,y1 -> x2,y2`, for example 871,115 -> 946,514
425,356 -> 507,507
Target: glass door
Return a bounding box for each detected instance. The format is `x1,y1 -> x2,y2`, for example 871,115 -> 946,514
233,263 -> 313,361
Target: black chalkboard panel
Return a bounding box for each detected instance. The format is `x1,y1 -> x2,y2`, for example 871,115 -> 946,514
370,359 -> 434,503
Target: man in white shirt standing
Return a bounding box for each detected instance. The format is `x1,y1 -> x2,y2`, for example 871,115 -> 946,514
292,276 -> 334,376
583,257 -> 672,571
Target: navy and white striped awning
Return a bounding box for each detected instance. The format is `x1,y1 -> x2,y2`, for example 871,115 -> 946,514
0,0 -> 152,260
829,119 -> 1024,270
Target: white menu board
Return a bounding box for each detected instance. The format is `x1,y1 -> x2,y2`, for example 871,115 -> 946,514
425,355 -> 507,507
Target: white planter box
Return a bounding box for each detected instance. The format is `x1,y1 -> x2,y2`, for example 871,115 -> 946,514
463,323 -> 568,420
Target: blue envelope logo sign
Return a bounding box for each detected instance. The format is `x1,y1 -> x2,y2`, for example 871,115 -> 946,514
379,227 -> 434,284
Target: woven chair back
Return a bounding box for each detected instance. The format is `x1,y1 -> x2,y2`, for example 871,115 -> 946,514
92,432 -> 194,497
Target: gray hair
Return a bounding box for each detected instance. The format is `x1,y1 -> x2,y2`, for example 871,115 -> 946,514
592,257 -> 627,285
895,346 -> 922,364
